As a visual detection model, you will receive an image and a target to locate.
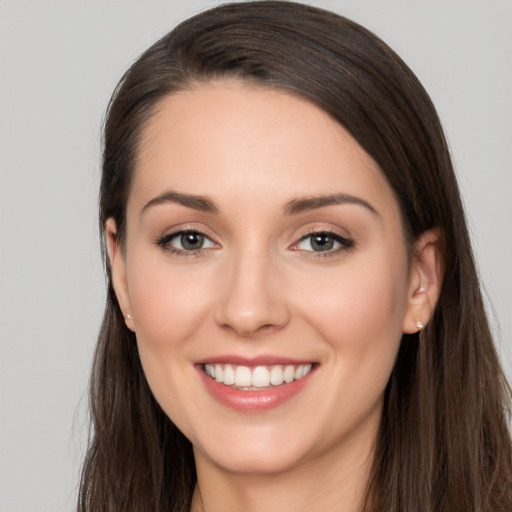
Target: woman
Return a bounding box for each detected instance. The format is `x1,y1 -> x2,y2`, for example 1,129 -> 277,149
78,1 -> 512,511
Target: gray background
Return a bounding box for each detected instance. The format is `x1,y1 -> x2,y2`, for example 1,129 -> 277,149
1,1 -> 510,510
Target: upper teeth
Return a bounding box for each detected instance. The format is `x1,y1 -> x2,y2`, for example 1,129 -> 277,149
204,363 -> 313,388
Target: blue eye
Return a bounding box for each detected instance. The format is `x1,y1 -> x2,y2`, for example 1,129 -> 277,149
157,230 -> 216,253
295,231 -> 353,253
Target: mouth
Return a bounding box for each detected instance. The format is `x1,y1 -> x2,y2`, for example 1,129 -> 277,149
203,363 -> 314,389
197,359 -> 317,412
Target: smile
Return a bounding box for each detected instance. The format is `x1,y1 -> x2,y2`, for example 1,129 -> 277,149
204,363 -> 313,389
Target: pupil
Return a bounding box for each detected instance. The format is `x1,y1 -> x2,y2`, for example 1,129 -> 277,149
181,232 -> 204,250
311,233 -> 334,251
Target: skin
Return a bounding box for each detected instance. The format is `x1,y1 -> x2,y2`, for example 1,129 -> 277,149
107,81 -> 442,512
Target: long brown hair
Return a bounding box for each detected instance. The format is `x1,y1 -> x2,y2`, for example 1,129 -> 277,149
78,2 -> 512,511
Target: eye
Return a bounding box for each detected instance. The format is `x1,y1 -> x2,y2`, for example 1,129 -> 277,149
294,231 -> 354,253
156,229 -> 217,253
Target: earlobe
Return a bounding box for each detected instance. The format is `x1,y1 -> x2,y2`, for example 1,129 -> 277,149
105,218 -> 135,332
402,228 -> 444,334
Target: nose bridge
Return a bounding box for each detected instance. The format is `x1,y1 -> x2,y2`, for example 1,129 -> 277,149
215,239 -> 288,336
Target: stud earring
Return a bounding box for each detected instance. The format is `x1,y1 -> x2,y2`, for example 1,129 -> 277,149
416,320 -> 423,331
126,313 -> 132,320
418,286 -> 426,293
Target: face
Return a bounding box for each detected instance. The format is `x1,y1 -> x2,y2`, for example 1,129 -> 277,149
108,81 -> 433,476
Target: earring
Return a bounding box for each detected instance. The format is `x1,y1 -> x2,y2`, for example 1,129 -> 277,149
418,286 -> 426,293
126,313 -> 132,320
416,320 -> 423,331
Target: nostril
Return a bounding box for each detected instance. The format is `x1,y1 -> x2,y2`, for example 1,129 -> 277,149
218,321 -> 272,337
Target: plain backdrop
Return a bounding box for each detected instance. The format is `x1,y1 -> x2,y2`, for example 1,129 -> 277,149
0,1 -> 510,510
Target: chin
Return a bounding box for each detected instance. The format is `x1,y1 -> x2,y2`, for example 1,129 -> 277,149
189,418 -> 328,476
196,442 -> 309,475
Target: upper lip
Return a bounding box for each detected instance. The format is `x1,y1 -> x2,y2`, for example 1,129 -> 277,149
197,355 -> 317,366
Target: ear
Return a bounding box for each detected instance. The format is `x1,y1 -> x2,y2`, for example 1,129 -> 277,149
402,228 -> 444,334
105,218 -> 135,332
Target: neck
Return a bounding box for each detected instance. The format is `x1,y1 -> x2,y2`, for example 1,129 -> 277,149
190,431 -> 375,512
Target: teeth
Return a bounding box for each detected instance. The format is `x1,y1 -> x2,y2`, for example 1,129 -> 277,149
223,364 -> 235,385
203,363 -> 313,388
252,366 -> 270,387
235,366 -> 252,387
284,365 -> 295,383
269,366 -> 284,386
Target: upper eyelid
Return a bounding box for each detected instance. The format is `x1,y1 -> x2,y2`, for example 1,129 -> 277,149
294,227 -> 352,243
157,225 -> 217,241
154,228 -> 216,249
300,228 -> 346,237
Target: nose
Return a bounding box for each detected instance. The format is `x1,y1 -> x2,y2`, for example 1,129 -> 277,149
214,246 -> 290,337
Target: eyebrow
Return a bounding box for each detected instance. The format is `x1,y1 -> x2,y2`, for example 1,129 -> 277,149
141,190 -> 378,217
142,191 -> 219,215
283,193 -> 378,216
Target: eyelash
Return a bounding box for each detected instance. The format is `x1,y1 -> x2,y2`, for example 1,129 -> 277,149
155,228 -> 216,256
292,229 -> 355,258
154,228 -> 354,258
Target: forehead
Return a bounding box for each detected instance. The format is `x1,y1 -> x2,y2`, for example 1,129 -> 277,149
130,81 -> 397,219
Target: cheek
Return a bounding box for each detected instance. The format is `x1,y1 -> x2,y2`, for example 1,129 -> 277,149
297,248 -> 409,393
124,252 -> 216,411
292,256 -> 408,438
304,260 -> 407,339
127,255 -> 214,347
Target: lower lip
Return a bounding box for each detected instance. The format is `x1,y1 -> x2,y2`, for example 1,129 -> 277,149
198,366 -> 315,412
